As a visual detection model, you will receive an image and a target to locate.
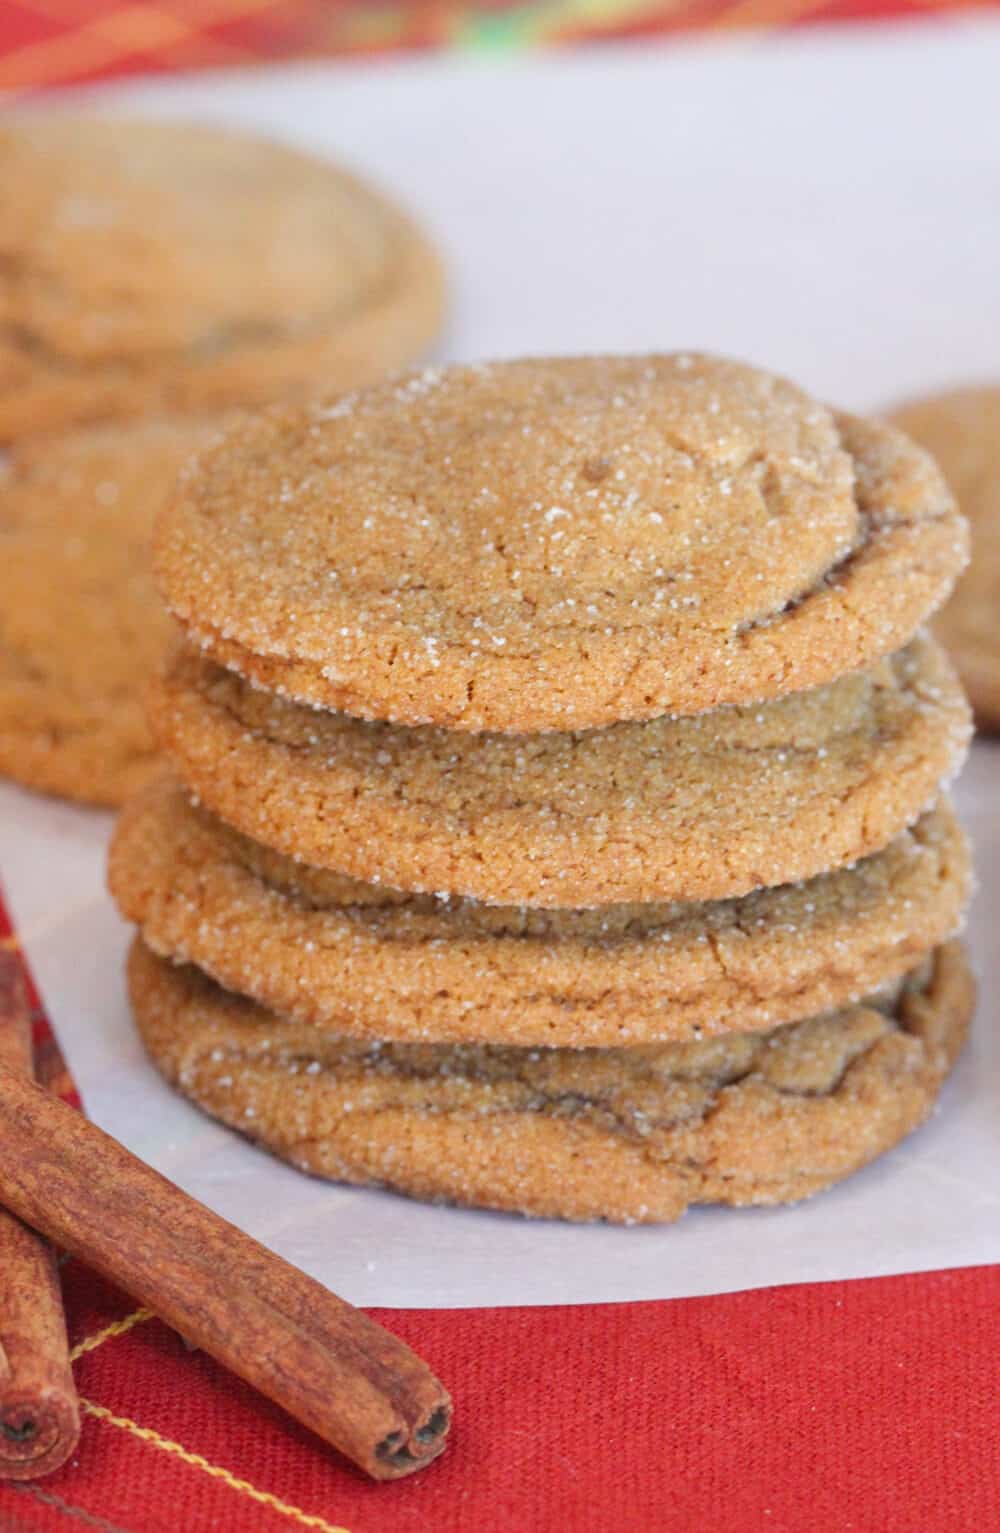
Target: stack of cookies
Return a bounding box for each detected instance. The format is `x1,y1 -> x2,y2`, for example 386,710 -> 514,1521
0,116 -> 444,807
110,356 -> 976,1223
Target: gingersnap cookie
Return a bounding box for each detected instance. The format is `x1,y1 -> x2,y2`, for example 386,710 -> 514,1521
149,635 -> 970,907
0,117 -> 445,442
890,386 -> 1000,729
127,938 -> 974,1224
155,355 -> 966,732
0,418 -> 215,806
110,778 -> 970,1048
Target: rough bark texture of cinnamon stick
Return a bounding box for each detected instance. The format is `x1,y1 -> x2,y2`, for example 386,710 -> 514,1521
0,1061 -> 450,1479
0,953 -> 80,1480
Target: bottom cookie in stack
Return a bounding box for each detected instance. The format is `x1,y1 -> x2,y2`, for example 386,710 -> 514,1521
127,937 -> 973,1225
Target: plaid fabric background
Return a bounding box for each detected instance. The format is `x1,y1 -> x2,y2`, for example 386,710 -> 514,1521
2,0 -> 999,93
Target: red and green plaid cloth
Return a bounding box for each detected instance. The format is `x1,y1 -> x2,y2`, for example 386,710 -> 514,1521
3,5 -> 1000,1528
1,0 -> 998,92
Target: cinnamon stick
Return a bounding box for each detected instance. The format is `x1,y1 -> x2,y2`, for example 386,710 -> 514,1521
0,1058 -> 451,1480
0,953 -> 80,1480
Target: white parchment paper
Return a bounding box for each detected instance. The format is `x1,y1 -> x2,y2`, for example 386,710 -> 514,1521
2,21 -> 998,1307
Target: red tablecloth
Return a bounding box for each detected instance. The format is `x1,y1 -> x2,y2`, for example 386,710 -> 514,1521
2,6 -> 1000,1528
8,1255 -> 1000,1533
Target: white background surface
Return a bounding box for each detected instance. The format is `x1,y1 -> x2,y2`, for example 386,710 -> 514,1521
2,19 -> 998,1307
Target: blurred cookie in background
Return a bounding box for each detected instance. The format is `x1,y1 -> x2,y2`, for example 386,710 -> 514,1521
0,115 -> 447,807
890,386 -> 1000,730
0,418 -> 214,806
0,117 -> 446,443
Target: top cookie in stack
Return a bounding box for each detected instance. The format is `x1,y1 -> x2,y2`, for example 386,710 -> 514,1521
111,354 -> 975,1224
153,355 -> 963,729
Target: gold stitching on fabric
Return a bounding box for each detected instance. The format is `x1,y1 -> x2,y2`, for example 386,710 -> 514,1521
70,1309 -> 154,1361
78,1400 -> 352,1533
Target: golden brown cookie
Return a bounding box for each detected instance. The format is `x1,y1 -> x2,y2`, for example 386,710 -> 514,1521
110,778 -> 970,1048
155,356 -> 966,731
127,939 -> 974,1224
890,386 -> 1000,729
149,636 -> 971,907
0,418 -> 213,806
0,117 -> 445,442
